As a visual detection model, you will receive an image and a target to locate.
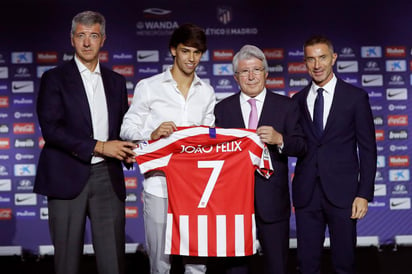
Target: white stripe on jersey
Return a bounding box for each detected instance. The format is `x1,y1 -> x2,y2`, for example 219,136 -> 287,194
198,215 -> 208,256
165,213 -> 173,254
180,215 -> 189,255
235,214 -> 245,256
138,154 -> 172,174
252,214 -> 257,252
216,215 -> 227,256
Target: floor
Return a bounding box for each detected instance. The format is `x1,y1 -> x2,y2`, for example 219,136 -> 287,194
1,245 -> 412,273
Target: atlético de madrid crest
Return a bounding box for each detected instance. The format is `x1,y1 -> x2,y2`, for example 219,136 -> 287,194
217,6 -> 232,25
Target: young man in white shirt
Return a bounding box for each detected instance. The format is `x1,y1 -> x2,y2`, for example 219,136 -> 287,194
120,23 -> 215,274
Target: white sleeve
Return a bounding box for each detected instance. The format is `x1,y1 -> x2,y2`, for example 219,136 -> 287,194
137,154 -> 172,174
120,80 -> 153,141
202,84 -> 217,127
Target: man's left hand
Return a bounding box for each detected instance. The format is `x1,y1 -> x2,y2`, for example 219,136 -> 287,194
351,197 -> 368,219
256,126 -> 283,146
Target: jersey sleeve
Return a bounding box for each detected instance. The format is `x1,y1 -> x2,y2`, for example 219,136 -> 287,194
136,153 -> 172,174
134,140 -> 173,173
247,142 -> 273,179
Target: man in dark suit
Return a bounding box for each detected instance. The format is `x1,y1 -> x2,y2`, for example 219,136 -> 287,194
34,11 -> 136,274
214,44 -> 306,274
292,35 -> 377,274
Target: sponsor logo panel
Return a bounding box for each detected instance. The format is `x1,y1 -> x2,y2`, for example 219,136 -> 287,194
0,179 -> 11,191
361,46 -> 382,58
390,198 -> 411,210
385,46 -> 406,57
125,177 -> 138,189
213,64 -> 233,76
287,62 -> 307,74
374,184 -> 386,196
15,193 -> 37,205
263,48 -> 284,60
0,208 -> 12,219
126,206 -> 138,218
386,88 -> 408,100
212,50 -> 234,61
389,156 -> 409,167
387,115 -> 408,126
337,61 -> 358,73
136,50 -> 159,62
389,169 -> 410,181
11,52 -> 33,64
386,60 -> 407,72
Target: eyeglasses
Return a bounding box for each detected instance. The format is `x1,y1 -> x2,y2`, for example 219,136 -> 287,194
235,67 -> 265,77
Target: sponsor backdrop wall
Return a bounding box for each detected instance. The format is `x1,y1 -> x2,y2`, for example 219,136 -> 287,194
0,0 -> 411,255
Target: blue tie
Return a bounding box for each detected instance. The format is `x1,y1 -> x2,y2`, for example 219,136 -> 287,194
313,88 -> 324,136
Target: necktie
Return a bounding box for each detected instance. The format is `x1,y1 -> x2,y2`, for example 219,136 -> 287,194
248,98 -> 258,129
313,88 -> 324,136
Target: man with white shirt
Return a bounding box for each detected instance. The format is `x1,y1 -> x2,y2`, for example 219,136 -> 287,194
214,44 -> 306,274
34,11 -> 136,274
120,23 -> 215,274
292,35 -> 377,274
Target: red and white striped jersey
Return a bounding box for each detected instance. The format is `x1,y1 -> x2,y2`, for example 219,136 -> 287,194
134,126 -> 273,257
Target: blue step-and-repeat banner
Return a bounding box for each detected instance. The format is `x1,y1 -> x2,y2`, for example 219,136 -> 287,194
0,0 -> 412,254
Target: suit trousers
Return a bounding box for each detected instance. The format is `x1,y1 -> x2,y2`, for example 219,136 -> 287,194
48,162 -> 125,274
143,191 -> 207,274
220,218 -> 290,274
256,217 -> 290,274
295,181 -> 357,274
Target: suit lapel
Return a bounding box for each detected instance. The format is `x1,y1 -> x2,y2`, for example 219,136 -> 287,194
323,80 -> 343,136
259,93 -> 270,126
259,92 -> 277,126
65,60 -> 93,127
100,66 -> 113,135
298,87 -> 318,137
236,93 -> 247,128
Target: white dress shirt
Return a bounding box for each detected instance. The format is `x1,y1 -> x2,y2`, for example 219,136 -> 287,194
75,56 -> 108,164
120,66 -> 216,198
306,74 -> 337,130
239,89 -> 284,151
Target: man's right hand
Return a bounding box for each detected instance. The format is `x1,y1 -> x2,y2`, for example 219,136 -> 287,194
95,140 -> 136,161
150,121 -> 177,140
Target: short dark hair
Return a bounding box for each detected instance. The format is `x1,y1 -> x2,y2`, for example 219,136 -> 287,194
303,35 -> 334,53
169,23 -> 207,53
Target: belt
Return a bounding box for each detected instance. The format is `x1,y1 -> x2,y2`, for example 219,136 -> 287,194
91,161 -> 106,166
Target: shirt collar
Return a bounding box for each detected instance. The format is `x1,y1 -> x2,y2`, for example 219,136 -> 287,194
74,55 -> 101,75
240,88 -> 267,104
311,73 -> 337,95
162,65 -> 202,86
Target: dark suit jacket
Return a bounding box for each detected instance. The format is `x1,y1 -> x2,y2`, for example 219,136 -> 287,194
292,78 -> 377,209
214,91 -> 306,223
34,59 -> 129,200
